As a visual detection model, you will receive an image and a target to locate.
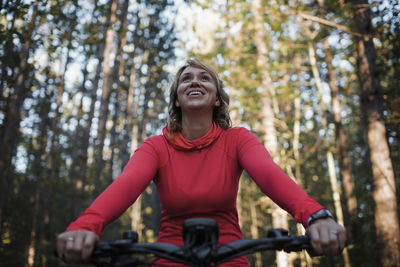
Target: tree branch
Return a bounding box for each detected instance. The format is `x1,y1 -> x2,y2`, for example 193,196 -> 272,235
297,12 -> 361,37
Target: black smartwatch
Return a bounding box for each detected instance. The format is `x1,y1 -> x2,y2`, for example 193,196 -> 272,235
307,209 -> 334,226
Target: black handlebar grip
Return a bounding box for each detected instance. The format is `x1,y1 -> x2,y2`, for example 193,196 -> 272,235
122,231 -> 138,242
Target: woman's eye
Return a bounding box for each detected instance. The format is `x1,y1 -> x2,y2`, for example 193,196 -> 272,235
181,76 -> 190,82
201,76 -> 210,81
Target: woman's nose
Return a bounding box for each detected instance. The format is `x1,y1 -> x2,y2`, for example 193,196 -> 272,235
190,78 -> 200,86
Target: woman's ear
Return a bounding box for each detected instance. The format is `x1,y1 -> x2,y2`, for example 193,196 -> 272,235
215,98 -> 221,107
175,99 -> 180,107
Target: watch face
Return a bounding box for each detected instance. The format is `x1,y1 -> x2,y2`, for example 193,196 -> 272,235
319,210 -> 328,216
317,210 -> 328,216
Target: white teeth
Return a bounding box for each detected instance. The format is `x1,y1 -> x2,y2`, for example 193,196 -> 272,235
188,91 -> 202,96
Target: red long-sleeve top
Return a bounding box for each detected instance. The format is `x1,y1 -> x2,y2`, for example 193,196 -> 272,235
67,125 -> 324,266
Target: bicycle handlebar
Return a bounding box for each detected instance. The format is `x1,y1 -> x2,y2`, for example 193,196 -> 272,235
91,218 -> 311,267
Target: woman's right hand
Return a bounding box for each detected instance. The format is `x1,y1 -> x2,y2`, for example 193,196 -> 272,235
57,230 -> 98,263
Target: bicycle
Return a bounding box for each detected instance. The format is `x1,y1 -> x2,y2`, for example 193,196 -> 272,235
90,218 -> 312,267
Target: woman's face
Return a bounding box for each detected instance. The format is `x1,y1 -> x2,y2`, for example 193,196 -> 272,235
175,66 -> 220,112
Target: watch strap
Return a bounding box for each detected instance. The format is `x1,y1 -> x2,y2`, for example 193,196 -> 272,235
307,209 -> 334,226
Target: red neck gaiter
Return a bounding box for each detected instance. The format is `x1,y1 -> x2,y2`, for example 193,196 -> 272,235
162,123 -> 223,151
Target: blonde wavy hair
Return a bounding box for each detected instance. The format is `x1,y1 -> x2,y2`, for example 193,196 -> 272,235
167,58 -> 231,132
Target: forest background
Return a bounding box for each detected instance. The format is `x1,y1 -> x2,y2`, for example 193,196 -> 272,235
0,0 -> 399,266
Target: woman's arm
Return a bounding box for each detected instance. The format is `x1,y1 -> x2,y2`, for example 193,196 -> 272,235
66,141 -> 159,235
236,128 -> 323,227
236,128 -> 346,256
57,138 -> 160,263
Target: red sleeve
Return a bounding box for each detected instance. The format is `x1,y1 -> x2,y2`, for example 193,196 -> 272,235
66,137 -> 161,236
236,128 -> 324,227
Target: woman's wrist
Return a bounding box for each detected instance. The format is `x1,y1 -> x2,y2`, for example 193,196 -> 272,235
307,209 -> 334,226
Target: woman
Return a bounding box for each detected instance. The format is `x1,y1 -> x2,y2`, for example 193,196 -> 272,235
57,58 -> 346,266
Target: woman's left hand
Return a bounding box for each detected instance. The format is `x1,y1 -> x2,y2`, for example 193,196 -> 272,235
305,218 -> 346,256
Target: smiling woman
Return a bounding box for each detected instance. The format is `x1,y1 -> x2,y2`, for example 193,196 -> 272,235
168,58 -> 231,134
57,58 -> 346,267
176,67 -> 218,107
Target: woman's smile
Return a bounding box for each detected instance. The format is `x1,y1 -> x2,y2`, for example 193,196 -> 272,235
187,89 -> 204,96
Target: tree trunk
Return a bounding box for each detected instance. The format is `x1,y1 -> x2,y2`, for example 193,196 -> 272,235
0,0 -> 39,241
26,77 -> 52,267
69,59 -> 90,219
32,35 -> 73,267
121,60 -> 144,238
323,38 -> 358,242
106,0 -> 129,186
76,0 -> 103,208
352,1 -> 400,266
308,41 -> 351,267
120,6 -> 141,168
326,151 -> 351,267
0,7 -> 17,95
105,0 -> 130,233
250,1 -> 291,266
249,201 -> 262,267
128,118 -> 142,238
93,0 -> 118,197
292,95 -> 312,267
121,63 -> 138,165
128,87 -> 146,240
